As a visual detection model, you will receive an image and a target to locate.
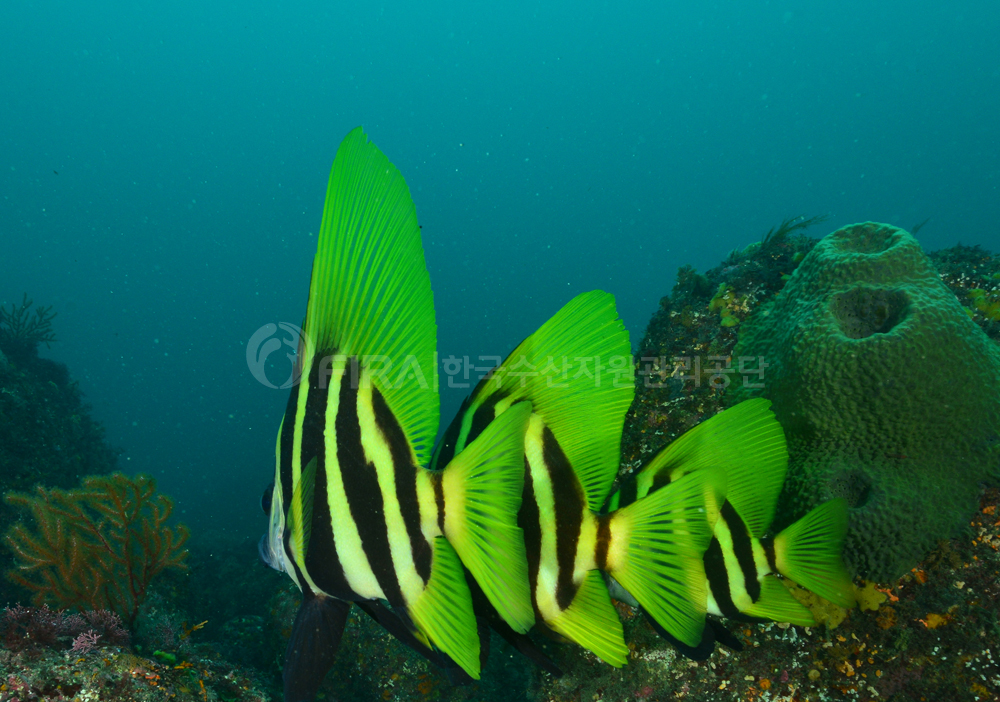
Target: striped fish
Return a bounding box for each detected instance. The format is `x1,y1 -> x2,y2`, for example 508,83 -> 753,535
431,290 -> 722,666
260,128 -> 534,702
604,399 -> 855,659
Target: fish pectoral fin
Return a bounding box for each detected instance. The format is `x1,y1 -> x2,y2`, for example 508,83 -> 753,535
283,594 -> 351,702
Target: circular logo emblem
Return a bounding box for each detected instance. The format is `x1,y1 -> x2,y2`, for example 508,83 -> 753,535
246,322 -> 308,389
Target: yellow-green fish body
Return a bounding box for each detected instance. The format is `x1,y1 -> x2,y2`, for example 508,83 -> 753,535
261,128 -> 533,700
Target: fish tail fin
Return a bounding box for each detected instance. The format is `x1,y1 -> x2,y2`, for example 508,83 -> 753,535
604,467 -> 724,647
772,498 -> 855,608
441,401 -> 535,634
743,575 -> 817,625
544,570 -> 628,666
408,536 -> 481,679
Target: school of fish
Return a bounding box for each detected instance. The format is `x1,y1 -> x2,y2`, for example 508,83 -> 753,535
259,128 -> 856,702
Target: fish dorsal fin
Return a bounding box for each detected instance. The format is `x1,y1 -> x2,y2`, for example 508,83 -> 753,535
636,398 -> 786,538
304,127 -> 438,464
472,290 -> 633,511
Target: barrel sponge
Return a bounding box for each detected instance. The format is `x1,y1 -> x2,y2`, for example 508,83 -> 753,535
733,222 -> 1000,581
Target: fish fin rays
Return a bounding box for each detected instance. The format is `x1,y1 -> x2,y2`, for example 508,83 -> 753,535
606,467 -> 724,648
709,399 -> 787,538
305,127 -> 438,464
773,498 -> 855,608
442,401 -> 534,633
546,570 -> 628,667
636,399 -> 786,538
408,536 -> 480,679
471,290 -> 633,511
744,576 -> 817,626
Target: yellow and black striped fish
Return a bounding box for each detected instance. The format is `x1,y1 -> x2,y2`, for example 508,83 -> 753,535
260,128 -> 535,702
604,399 -> 855,659
431,290 -> 723,667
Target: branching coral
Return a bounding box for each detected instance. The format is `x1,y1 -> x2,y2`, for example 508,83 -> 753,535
0,293 -> 57,354
4,473 -> 189,627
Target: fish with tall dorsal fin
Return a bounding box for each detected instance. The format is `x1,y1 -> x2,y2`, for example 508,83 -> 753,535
259,128 -> 534,701
604,398 -> 855,660
432,290 -> 724,667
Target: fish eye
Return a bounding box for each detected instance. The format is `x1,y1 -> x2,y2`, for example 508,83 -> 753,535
261,482 -> 274,514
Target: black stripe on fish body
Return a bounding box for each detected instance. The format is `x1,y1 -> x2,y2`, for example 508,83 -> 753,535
430,384 -> 510,471
541,426 -> 586,611
371,386 -> 432,584
335,365 -> 405,607
430,393 -> 475,471
720,502 -> 761,603
619,477 -> 639,509
704,537 -> 742,619
594,514 -> 612,572
649,466 -> 674,495
518,456 -> 543,621
761,536 -> 778,575
465,390 -> 511,450
433,472 -> 446,534
302,353 -> 352,598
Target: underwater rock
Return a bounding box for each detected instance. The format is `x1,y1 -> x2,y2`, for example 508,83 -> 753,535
733,222 -> 1000,581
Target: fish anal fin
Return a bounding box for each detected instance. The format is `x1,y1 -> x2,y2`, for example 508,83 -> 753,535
354,600 -> 474,686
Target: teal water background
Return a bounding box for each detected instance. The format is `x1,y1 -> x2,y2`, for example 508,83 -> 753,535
2,1 -> 997,538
